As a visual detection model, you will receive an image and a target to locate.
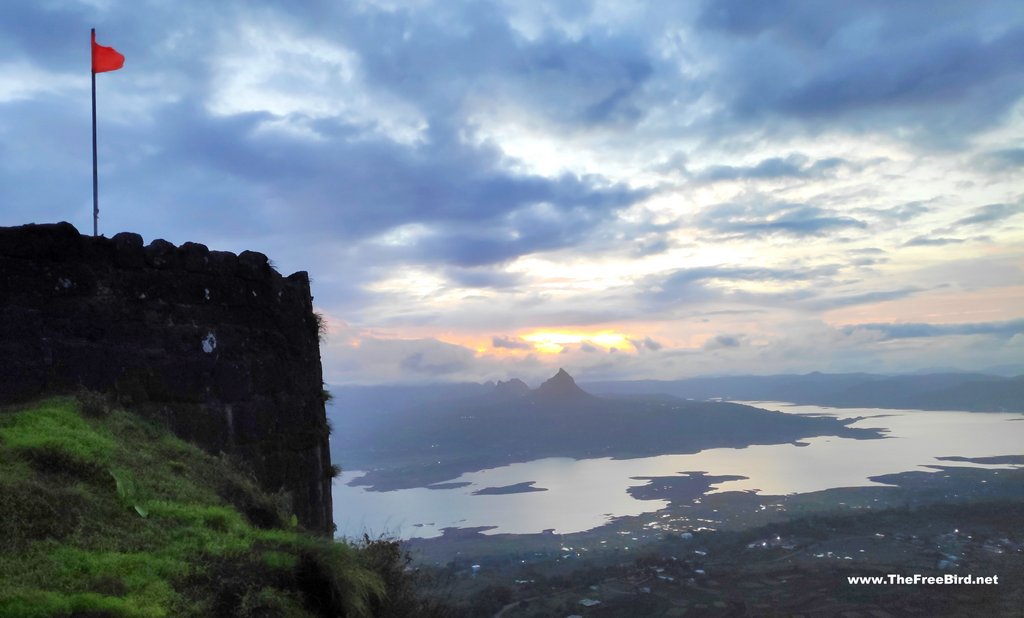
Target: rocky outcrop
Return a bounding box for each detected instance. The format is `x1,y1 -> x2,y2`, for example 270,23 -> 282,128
0,222 -> 332,533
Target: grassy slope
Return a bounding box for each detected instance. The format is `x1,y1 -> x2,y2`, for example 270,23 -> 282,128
0,397 -> 383,618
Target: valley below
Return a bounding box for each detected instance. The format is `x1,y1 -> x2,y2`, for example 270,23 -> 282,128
329,371 -> 1024,615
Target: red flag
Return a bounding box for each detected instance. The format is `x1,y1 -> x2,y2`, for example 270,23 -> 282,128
92,31 -> 124,73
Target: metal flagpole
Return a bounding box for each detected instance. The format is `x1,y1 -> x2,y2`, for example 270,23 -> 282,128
91,28 -> 99,237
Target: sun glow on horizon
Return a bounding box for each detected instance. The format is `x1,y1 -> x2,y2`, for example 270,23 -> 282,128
521,330 -> 632,354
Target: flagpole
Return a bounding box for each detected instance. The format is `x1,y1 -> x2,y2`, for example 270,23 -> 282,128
91,28 -> 99,237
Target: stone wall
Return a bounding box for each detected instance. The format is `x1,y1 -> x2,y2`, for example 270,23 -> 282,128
0,222 -> 332,533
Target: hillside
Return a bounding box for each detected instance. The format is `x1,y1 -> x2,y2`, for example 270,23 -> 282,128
0,396 -> 443,618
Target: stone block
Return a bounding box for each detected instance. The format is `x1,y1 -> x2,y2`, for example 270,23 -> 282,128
112,232 -> 145,269
237,250 -> 270,280
207,250 -> 238,276
143,239 -> 180,269
180,242 -> 211,273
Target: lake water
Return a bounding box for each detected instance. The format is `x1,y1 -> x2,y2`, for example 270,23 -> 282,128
332,403 -> 1024,539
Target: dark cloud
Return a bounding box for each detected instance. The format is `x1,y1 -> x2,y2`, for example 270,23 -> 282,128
695,201 -> 867,239
659,264 -> 837,287
492,336 -> 532,350
694,154 -> 845,183
400,185 -> 646,267
444,267 -> 522,289
903,236 -> 968,247
290,0 -> 657,131
629,336 -> 663,351
848,256 -> 887,267
809,287 -> 923,310
975,147 -> 1024,171
400,351 -> 468,375
952,202 -> 1024,227
631,236 -> 672,257
698,1 -> 1024,144
641,264 -> 838,308
779,29 -> 1024,117
90,95 -> 646,272
844,319 -> 1024,340
703,334 -> 742,350
860,202 -> 933,222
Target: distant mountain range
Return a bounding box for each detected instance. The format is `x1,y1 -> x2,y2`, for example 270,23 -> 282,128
330,369 -> 881,490
582,372 -> 1024,413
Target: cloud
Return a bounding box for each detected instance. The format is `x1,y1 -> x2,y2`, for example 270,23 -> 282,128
808,287 -> 923,311
952,202 -> 1024,227
703,334 -> 742,350
444,267 -> 522,289
693,154 -> 845,183
398,186 -> 648,267
975,147 -> 1024,171
859,201 -> 933,222
492,335 -> 532,350
640,264 -> 838,309
323,334 -> 480,384
629,336 -> 663,351
779,29 -> 1024,117
842,319 -> 1024,340
697,1 -> 1024,145
903,236 -> 968,247
695,200 -> 868,239
400,351 -> 468,375
651,264 -> 837,292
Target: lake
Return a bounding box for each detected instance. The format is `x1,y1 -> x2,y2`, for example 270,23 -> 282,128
332,403 -> 1024,539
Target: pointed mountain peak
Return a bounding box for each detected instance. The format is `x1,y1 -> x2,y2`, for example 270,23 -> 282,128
535,368 -> 592,400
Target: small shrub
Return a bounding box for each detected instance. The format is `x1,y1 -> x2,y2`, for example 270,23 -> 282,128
237,586 -> 308,618
183,551 -> 288,618
76,389 -> 111,418
296,542 -> 385,618
217,473 -> 289,530
313,312 -> 328,341
328,464 -> 342,480
357,535 -> 454,618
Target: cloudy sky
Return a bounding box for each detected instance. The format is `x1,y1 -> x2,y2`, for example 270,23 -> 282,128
2,1 -> 1022,384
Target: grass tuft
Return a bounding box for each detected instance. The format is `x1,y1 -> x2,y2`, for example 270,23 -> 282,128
76,389 -> 112,418
0,399 -> 115,466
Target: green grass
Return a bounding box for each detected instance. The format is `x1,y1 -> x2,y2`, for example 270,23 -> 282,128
0,397 -> 386,617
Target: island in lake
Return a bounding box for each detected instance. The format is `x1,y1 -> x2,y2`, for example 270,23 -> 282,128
473,481 -> 548,495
